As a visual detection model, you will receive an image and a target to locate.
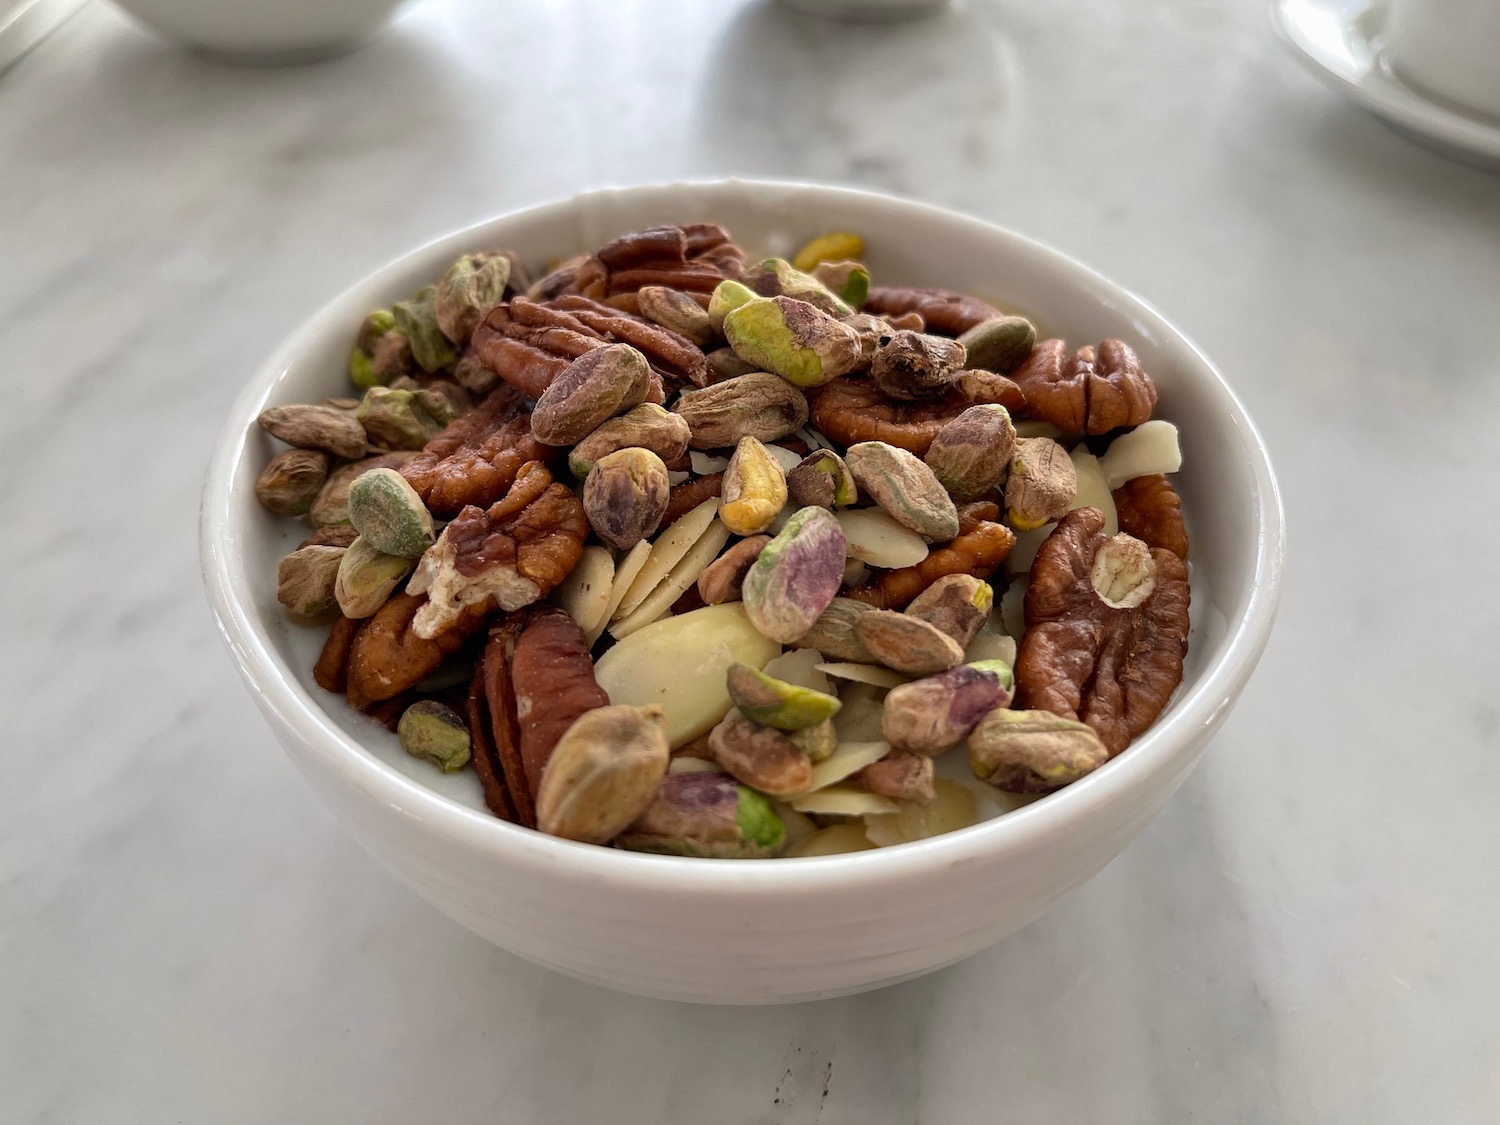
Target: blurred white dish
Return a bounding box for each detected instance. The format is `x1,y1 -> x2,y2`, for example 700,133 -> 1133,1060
111,0 -> 407,61
1273,0 -> 1500,171
201,179 -> 1283,1004
777,0 -> 948,21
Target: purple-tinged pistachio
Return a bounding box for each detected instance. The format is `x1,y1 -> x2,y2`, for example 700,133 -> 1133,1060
391,285 -> 457,372
881,660 -> 1013,755
582,447 -> 671,550
536,705 -> 670,844
708,710 -> 813,797
725,662 -> 841,731
845,441 -> 960,541
855,610 -> 965,676
723,296 -> 865,389
568,403 -> 691,478
925,403 -> 1017,501
870,330 -> 967,401
672,371 -> 810,450
786,449 -> 857,510
968,708 -> 1106,793
743,257 -> 853,317
741,506 -> 847,643
616,771 -> 785,858
531,343 -> 653,446
697,535 -> 771,605
957,315 -> 1036,375
904,574 -> 994,648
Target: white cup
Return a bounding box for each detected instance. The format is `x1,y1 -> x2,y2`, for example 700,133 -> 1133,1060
1384,0 -> 1500,119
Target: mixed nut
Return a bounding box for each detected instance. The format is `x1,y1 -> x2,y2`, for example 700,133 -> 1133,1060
255,222 -> 1191,858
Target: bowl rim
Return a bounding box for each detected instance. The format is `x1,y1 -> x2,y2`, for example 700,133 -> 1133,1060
201,177 -> 1284,895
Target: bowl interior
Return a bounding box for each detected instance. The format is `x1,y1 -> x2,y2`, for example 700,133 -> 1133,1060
205,180 -> 1281,867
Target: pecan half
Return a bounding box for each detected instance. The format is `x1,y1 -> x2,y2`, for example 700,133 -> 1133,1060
313,614 -> 362,694
481,615 -> 534,827
845,502 -> 1015,609
1112,474 -> 1188,560
547,295 -> 711,388
662,472 -> 724,526
1014,507 -> 1190,756
809,378 -> 969,456
511,606 -> 610,794
469,298 -> 608,398
408,461 -> 588,640
466,653 -> 518,822
1012,339 -> 1157,434
401,383 -> 550,518
345,592 -> 490,711
863,286 -> 1004,336
566,224 -> 748,302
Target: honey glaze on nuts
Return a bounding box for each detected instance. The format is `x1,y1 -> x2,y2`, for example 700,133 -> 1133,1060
255,221 -> 1186,856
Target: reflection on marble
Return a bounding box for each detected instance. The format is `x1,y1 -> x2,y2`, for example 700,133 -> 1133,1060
2,0 -> 1499,1121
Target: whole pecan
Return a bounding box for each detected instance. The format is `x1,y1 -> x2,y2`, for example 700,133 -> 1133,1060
1112,474 -> 1188,560
313,614 -> 363,694
511,607 -> 610,795
1014,507 -> 1190,756
863,286 -> 1004,336
1012,339 -> 1158,435
845,502 -> 1015,609
407,461 -> 588,640
345,592 -> 490,711
401,383 -> 550,518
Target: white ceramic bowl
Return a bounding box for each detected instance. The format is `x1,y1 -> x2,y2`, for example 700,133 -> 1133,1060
202,180 -> 1284,1004
111,0 -> 407,61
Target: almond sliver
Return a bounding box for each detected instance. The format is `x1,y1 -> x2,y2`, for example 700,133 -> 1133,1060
613,498 -> 718,621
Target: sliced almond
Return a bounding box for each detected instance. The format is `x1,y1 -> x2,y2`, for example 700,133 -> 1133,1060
554,545 -> 614,638
610,519 -> 734,639
1069,446 -> 1118,536
689,451 -> 730,475
590,539 -> 651,644
761,648 -> 832,694
668,756 -> 720,775
790,785 -> 899,817
965,630 -> 1017,667
817,662 -> 910,690
805,740 -> 892,793
613,498 -> 719,621
1100,420 -> 1181,491
836,508 -> 929,569
763,444 -> 804,473
788,824 -> 876,857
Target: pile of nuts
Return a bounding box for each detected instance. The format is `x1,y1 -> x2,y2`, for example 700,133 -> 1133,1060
256,223 -> 1191,858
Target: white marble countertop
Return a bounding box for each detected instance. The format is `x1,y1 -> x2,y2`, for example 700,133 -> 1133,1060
3,0 -> 1498,1120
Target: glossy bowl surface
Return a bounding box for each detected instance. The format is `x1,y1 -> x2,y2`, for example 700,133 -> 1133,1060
113,0 -> 406,59
202,179 -> 1283,1003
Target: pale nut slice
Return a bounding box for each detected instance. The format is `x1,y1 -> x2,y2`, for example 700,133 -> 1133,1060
788,824 -> 877,857
854,610 -> 966,676
803,739 -> 892,794
815,662 -> 910,690
553,545 -> 615,638
1099,420 -> 1182,491
610,518 -> 734,639
790,785 -> 898,817
590,539 -> 651,644
613,497 -> 719,621
1068,446 -> 1119,537
835,508 -> 930,570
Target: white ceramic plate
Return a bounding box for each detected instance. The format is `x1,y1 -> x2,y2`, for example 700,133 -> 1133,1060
1272,0 -> 1500,171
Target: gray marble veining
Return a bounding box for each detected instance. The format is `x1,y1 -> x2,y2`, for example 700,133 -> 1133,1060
2,0 -> 1498,1121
